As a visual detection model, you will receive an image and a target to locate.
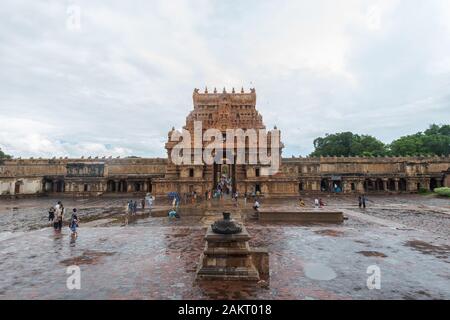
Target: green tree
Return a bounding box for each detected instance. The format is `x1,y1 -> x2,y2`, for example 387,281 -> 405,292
0,148 -> 12,159
389,124 -> 450,156
310,132 -> 387,157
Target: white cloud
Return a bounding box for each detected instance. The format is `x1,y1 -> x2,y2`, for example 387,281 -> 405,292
0,0 -> 449,158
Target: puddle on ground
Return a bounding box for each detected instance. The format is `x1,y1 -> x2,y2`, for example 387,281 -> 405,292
314,229 -> 344,237
303,263 -> 337,281
60,250 -> 116,266
357,251 -> 387,258
405,240 -> 450,259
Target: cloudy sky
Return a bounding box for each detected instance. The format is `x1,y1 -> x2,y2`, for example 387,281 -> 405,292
0,0 -> 449,158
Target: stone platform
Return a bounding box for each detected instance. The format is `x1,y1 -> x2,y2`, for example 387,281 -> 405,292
258,208 -> 344,223
196,225 -> 260,281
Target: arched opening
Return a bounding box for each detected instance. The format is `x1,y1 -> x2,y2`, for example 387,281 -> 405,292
351,182 -> 356,191
55,180 -> 65,193
119,180 -> 127,192
376,179 -> 384,191
299,182 -> 304,192
364,179 -> 374,192
321,179 -> 329,192
14,181 -> 22,194
43,179 -> 53,192
399,178 -> 407,192
332,180 -> 342,192
134,182 -> 141,192
388,179 -> 395,191
429,178 -> 437,191
107,180 -> 116,192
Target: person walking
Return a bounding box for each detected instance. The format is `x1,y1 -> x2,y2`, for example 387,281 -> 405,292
253,199 -> 260,218
358,196 -> 362,208
314,198 -> 319,208
48,206 -> 55,222
141,198 -> 146,211
69,208 -> 79,238
54,202 -> 64,231
362,195 -> 367,209
127,200 -> 132,215
133,200 -> 138,215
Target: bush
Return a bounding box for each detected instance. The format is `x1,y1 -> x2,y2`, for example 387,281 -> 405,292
418,188 -> 429,194
434,187 -> 450,197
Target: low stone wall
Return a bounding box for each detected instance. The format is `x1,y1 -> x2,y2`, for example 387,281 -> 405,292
258,209 -> 344,223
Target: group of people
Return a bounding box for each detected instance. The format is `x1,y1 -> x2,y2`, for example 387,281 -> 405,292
297,196 -> 368,209
297,198 -> 326,208
126,193 -> 155,215
47,201 -> 79,237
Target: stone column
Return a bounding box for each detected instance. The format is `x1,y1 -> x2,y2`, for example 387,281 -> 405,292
382,179 -> 388,192
394,179 -> 399,192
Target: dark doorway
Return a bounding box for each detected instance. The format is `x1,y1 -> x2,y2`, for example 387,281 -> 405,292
399,178 -> 407,191
14,182 -> 21,194
430,178 -> 437,191
388,179 -> 395,191
107,180 -> 116,192
364,179 -> 374,192
376,179 -> 384,191
56,181 -> 64,192
321,179 -> 329,192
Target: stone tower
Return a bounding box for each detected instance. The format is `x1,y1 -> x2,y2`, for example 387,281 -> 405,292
154,87 -> 284,196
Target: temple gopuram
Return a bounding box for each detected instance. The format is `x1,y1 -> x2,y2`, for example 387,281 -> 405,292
1,88 -> 449,197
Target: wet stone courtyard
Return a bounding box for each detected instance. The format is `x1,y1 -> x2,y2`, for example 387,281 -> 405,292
0,194 -> 449,299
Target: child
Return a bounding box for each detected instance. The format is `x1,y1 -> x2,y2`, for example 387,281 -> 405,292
299,198 -> 305,207
69,208 -> 79,238
48,207 -> 55,222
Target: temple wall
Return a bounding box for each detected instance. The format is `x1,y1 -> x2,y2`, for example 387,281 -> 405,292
1,156 -> 449,196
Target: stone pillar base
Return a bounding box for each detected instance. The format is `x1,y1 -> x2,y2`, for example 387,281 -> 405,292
196,226 -> 260,281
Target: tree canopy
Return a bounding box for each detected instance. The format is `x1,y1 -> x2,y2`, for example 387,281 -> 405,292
310,124 -> 450,157
310,132 -> 387,157
389,124 -> 450,156
0,148 -> 11,159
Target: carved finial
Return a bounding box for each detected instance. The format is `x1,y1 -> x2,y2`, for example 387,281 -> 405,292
274,125 -> 277,130
250,88 -> 255,93
172,126 -> 175,131
205,86 -> 208,93
214,87 -> 217,93
241,87 -> 244,93
232,87 -> 235,93
194,88 -> 199,94
223,87 -> 226,93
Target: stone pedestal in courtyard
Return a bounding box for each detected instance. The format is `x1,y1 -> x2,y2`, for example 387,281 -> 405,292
196,213 -> 260,281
